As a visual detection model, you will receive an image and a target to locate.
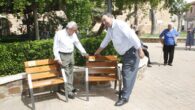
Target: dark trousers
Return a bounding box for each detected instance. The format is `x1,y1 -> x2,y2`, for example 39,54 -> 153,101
163,45 -> 175,64
143,49 -> 151,64
121,47 -> 140,100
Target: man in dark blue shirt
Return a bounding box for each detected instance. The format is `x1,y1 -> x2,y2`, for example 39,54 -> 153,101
159,23 -> 179,66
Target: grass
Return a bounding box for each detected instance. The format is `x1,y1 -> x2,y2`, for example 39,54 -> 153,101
141,31 -> 187,38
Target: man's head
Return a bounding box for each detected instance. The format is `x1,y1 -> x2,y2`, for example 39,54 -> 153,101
101,13 -> 114,28
66,21 -> 78,36
168,22 -> 174,30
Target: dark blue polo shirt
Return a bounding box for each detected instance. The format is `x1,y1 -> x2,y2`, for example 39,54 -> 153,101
160,29 -> 179,45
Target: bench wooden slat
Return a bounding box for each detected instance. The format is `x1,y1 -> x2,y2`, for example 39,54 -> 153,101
88,68 -> 117,74
24,58 -> 68,107
32,78 -> 64,88
86,61 -> 117,67
31,71 -> 61,80
24,59 -> 56,67
25,65 -> 58,74
88,55 -> 117,61
85,56 -> 122,101
89,76 -> 116,82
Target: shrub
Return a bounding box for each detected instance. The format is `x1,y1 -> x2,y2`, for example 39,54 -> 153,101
0,40 -> 53,76
0,34 -> 118,76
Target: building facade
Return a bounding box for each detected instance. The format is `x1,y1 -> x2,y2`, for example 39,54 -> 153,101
184,1 -> 195,30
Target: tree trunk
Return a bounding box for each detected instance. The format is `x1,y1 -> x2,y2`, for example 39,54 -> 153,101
150,8 -> 157,35
107,0 -> 112,13
24,14 -> 30,36
94,0 -> 112,36
33,2 -> 40,40
58,0 -> 63,10
134,4 -> 138,26
177,15 -> 182,32
95,23 -> 104,36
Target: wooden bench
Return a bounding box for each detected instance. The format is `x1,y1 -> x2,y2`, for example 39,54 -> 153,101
24,59 -> 68,110
85,55 -> 122,101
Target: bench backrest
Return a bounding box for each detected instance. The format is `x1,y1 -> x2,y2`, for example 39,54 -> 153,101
86,55 -> 118,76
24,59 -> 61,81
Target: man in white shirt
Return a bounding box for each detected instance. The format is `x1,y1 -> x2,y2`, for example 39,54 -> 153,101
53,21 -> 88,99
95,13 -> 144,106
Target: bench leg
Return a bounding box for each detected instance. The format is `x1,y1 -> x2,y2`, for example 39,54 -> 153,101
64,83 -> 68,102
85,68 -> 89,101
28,89 -> 31,98
114,80 -> 117,90
86,81 -> 89,101
29,88 -> 35,110
118,80 -> 122,100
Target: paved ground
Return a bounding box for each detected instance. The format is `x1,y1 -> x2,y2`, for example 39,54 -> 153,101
1,43 -> 195,110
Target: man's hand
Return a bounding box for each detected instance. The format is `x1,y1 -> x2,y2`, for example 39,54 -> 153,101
138,48 -> 145,59
94,47 -> 104,55
160,38 -> 164,46
56,60 -> 62,65
81,53 -> 89,58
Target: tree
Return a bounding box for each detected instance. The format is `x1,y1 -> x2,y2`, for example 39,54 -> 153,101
65,0 -> 93,34
148,0 -> 157,34
147,0 -> 176,34
107,0 -> 112,13
0,0 -> 57,40
169,0 -> 190,32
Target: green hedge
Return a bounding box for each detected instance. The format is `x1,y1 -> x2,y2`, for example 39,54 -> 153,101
0,35 -> 118,76
0,40 -> 54,76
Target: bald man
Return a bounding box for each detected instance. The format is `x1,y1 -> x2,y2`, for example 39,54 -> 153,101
95,13 -> 144,106
159,23 -> 179,66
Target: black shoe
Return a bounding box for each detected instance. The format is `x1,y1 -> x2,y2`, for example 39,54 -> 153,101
115,98 -> 128,106
115,90 -> 124,95
72,88 -> 80,93
147,64 -> 152,67
68,93 -> 75,99
164,63 -> 167,66
168,63 -> 173,66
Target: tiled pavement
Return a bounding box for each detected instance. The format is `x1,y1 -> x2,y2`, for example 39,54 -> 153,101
0,43 -> 195,110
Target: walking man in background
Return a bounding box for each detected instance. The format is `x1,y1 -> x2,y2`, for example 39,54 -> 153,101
159,22 -> 179,66
53,21 -> 88,99
94,13 -> 144,106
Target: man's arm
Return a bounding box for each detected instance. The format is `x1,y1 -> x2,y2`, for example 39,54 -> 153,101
74,35 -> 88,57
159,37 -> 164,45
94,47 -> 104,55
94,33 -> 111,55
174,29 -> 179,45
53,32 -> 62,64
159,30 -> 165,45
138,48 -> 145,59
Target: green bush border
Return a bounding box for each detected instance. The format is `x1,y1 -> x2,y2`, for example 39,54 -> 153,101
0,34 -> 118,76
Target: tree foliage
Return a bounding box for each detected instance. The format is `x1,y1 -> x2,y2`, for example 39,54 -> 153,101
169,0 -> 190,31
0,0 -> 94,37
65,0 -> 93,33
169,0 -> 190,16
